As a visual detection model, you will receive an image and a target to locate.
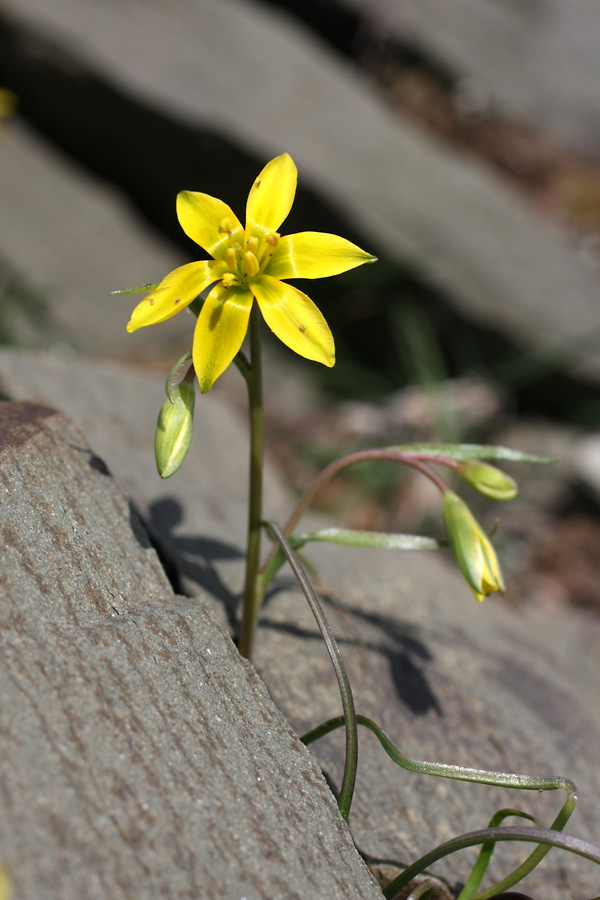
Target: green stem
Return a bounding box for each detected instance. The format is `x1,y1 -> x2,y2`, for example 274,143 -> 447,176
263,521 -> 358,821
238,306 -> 265,660
260,449 -> 448,588
382,826 -> 600,900
301,716 -> 580,900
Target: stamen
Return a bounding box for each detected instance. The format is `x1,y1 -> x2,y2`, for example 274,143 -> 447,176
244,251 -> 260,278
246,236 -> 259,255
218,217 -> 235,234
225,248 -> 237,271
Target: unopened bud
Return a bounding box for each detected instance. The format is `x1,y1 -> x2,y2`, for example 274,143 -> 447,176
457,460 -> 518,501
154,381 -> 195,478
443,491 -> 505,602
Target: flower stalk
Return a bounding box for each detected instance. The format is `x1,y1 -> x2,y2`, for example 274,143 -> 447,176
238,306 -> 265,660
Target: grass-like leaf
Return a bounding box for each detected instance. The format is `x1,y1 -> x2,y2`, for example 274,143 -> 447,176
111,282 -> 159,295
389,443 -> 554,464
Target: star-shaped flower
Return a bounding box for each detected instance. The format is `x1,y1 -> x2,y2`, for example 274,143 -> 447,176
127,153 -> 376,392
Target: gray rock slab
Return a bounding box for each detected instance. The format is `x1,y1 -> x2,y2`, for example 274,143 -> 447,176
2,349 -> 600,896
2,0 -> 600,381
255,543 -> 600,897
0,348 -> 291,612
346,0 -> 600,153
572,432 -> 600,503
0,400 -> 382,899
0,119 -> 188,356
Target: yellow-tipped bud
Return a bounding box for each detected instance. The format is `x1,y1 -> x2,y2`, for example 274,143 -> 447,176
154,381 -> 195,479
457,460 -> 518,501
442,491 -> 505,602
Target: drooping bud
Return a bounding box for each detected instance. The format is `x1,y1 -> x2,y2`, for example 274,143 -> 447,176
154,380 -> 195,478
457,460 -> 518,501
442,491 -> 505,602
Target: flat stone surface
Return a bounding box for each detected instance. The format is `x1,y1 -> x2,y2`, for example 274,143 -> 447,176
2,0 -> 600,381
256,544 -> 600,897
0,119 -> 187,356
2,349 -> 600,897
0,400 -> 382,899
0,348 -> 291,619
346,0 -> 600,153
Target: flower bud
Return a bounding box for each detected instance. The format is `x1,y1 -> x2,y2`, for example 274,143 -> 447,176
442,491 -> 505,602
154,381 -> 195,478
457,460 -> 518,501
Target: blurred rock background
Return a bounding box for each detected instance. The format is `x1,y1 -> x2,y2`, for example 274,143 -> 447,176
2,0 -> 600,614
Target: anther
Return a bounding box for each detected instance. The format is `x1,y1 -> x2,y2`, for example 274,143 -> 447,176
219,217 -> 235,234
243,251 -> 260,278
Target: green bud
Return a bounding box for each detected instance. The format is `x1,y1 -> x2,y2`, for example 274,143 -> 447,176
442,491 -> 505,602
154,381 -> 195,478
457,460 -> 518,501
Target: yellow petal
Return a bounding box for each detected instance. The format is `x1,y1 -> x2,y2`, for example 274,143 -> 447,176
266,232 -> 377,280
193,283 -> 254,392
480,534 -> 506,594
177,191 -> 244,257
252,275 -> 334,367
127,261 -> 224,332
245,154 -> 297,235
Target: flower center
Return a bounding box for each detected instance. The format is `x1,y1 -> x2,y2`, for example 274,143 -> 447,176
218,219 -> 279,287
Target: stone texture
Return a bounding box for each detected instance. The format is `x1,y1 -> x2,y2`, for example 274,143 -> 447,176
345,0 -> 600,153
0,119 -> 188,357
255,544 -> 600,897
0,349 -> 291,617
572,433 -> 600,502
1,0 -> 600,382
0,400 -> 382,899
1,349 -> 600,897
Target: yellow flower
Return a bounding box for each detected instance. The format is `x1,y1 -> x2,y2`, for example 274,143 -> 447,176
442,491 -> 505,602
127,154 -> 376,392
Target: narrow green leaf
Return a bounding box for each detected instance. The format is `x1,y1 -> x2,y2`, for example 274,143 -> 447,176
164,351 -> 193,402
111,282 -> 159,295
388,443 -> 554,464
458,809 -> 541,900
292,528 -> 442,551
